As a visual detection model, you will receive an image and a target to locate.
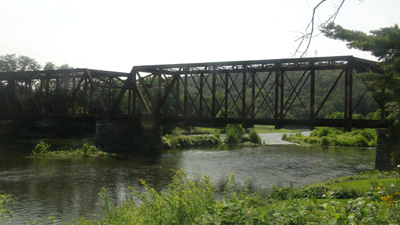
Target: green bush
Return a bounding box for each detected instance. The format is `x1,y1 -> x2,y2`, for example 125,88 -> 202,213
359,129 -> 377,141
311,127 -> 337,138
320,136 -> 331,146
225,124 -> 244,144
248,130 -> 261,144
353,135 -> 369,147
31,143 -> 111,158
161,134 -> 220,149
32,141 -> 50,156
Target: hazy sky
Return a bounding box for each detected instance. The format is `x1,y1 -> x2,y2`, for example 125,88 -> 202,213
0,0 -> 399,72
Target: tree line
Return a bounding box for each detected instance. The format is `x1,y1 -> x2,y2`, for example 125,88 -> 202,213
0,53 -> 72,72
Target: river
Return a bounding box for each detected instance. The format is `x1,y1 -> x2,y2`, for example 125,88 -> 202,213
0,133 -> 375,224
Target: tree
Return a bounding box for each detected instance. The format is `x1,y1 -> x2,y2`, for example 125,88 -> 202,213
17,55 -> 42,71
57,64 -> 73,69
43,62 -> 57,70
0,54 -> 73,72
0,54 -> 18,72
321,23 -> 400,167
321,23 -> 400,128
0,54 -> 42,72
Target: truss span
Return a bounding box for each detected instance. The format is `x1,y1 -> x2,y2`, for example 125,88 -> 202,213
0,56 -> 387,128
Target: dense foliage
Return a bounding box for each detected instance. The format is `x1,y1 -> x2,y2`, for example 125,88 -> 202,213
32,142 -> 113,158
162,128 -> 221,149
283,127 -> 377,147
224,124 -> 245,144
74,169 -> 400,225
0,53 -> 72,72
322,23 -> 400,129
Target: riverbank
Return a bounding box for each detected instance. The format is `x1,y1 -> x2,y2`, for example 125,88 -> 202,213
283,127 -> 377,147
71,169 -> 400,224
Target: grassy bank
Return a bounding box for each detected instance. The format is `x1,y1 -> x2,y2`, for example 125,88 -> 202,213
283,127 -> 377,147
194,125 -> 299,134
161,128 -> 221,149
73,169 -> 400,225
252,125 -> 300,134
31,142 -> 114,158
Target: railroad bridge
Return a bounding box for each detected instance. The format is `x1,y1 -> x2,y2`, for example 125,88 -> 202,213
0,56 -> 392,168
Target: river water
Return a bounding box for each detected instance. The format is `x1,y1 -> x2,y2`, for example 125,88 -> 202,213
0,133 -> 375,224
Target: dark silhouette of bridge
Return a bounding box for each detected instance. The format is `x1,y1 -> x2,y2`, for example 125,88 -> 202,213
0,56 -> 387,148
1,55 -> 393,169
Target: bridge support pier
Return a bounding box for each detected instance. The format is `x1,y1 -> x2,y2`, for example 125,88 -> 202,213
94,119 -> 162,151
375,129 -> 394,171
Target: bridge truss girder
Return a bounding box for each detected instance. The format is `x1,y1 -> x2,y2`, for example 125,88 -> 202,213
0,56 -> 386,129
131,56 -> 385,128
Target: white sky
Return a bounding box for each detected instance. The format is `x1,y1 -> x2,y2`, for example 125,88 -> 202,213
0,0 -> 399,72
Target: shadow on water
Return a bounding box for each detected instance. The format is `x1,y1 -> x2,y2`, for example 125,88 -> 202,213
0,137 -> 375,224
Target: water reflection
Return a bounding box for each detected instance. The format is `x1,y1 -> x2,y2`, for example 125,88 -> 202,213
0,138 -> 375,224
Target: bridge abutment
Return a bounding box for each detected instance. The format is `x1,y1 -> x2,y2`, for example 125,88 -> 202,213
94,118 -> 162,151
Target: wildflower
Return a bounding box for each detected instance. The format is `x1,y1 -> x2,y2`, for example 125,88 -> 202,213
381,195 -> 394,202
390,184 -> 395,188
377,186 -> 381,190
397,164 -> 400,169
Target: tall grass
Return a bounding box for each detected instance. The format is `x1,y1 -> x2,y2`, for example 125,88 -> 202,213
75,169 -> 400,225
0,194 -> 12,221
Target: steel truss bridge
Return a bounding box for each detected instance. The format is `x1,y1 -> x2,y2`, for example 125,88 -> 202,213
0,56 -> 387,129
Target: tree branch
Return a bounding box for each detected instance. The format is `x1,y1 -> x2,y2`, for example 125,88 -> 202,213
294,0 -> 346,58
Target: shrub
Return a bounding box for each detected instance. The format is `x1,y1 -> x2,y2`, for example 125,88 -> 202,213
353,135 -> 369,147
268,185 -> 297,200
161,134 -> 220,149
31,143 -> 111,158
359,129 -> 377,141
79,143 -> 97,157
225,124 -> 244,144
311,127 -> 336,138
320,136 -> 331,146
32,141 -> 50,156
248,130 -> 261,144
171,127 -> 184,136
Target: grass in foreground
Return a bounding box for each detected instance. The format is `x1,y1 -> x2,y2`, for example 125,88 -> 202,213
31,142 -> 114,158
0,194 -> 12,221
73,169 -> 400,225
